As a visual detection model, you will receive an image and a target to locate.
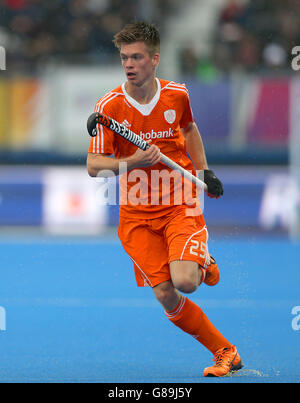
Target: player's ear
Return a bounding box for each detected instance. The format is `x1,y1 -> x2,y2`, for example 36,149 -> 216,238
152,52 -> 160,68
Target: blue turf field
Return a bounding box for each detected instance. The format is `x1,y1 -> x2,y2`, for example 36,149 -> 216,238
0,232 -> 300,383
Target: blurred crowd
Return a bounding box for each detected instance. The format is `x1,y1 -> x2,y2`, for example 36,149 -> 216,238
181,0 -> 300,78
0,0 -> 177,71
1,0 -> 299,76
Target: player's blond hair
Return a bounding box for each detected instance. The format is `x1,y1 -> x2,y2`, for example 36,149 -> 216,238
113,21 -> 160,56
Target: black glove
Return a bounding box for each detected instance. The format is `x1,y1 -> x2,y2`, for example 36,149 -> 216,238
204,169 -> 224,198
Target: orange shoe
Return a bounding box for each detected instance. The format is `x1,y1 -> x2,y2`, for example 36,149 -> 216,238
204,256 -> 220,286
203,345 -> 243,377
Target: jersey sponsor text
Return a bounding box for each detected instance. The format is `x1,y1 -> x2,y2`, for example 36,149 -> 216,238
139,128 -> 174,140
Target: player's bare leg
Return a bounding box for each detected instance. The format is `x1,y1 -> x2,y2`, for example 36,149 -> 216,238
170,258 -> 220,289
152,280 -> 181,311
169,260 -> 202,292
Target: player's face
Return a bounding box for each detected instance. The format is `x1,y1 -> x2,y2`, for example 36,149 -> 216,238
120,41 -> 159,87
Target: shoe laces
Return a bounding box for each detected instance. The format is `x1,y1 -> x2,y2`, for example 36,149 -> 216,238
213,347 -> 231,367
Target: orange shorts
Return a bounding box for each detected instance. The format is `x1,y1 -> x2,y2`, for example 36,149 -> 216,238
118,206 -> 210,288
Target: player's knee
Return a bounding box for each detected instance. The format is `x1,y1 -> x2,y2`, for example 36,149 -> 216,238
173,278 -> 198,294
170,261 -> 199,294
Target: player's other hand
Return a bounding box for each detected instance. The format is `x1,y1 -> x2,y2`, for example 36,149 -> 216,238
130,145 -> 161,168
204,169 -> 224,198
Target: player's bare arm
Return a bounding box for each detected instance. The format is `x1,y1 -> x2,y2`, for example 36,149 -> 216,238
181,122 -> 224,198
181,122 -> 208,170
87,145 -> 161,177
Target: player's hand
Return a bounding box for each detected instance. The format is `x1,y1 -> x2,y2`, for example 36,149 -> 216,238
204,169 -> 224,198
130,145 -> 161,168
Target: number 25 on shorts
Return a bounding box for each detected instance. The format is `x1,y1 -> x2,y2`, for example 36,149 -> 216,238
189,240 -> 207,258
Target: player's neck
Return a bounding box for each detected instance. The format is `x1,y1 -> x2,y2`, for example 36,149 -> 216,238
125,77 -> 158,105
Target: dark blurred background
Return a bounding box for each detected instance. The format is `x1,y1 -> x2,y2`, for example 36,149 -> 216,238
1,0 -> 299,73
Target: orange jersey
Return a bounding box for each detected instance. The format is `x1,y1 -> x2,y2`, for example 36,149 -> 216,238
88,78 -> 198,218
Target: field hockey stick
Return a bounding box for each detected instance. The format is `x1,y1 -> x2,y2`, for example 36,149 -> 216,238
87,112 -> 208,192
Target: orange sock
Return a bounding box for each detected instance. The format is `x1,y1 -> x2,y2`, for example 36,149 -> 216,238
165,295 -> 231,354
